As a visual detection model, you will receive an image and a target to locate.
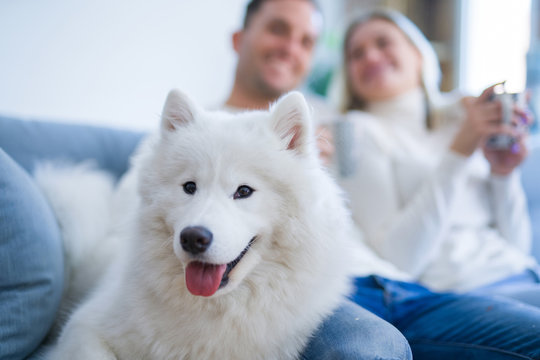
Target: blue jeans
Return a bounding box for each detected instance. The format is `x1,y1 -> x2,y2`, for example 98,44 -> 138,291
471,267 -> 540,307
347,276 -> 540,360
301,299 -> 412,360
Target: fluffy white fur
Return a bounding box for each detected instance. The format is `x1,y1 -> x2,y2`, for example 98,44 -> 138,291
34,163 -> 120,338
45,90 -> 359,360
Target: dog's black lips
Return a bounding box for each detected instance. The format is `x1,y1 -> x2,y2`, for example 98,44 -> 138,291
219,236 -> 256,289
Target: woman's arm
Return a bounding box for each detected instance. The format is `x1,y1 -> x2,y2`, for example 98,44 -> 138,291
482,93 -> 533,252
490,170 -> 532,253
342,124 -> 470,277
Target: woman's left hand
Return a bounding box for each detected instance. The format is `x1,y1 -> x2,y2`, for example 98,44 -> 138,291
483,135 -> 528,176
482,107 -> 532,175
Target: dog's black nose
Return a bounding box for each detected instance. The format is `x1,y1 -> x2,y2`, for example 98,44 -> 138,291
180,226 -> 213,255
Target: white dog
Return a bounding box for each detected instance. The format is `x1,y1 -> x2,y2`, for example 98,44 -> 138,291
46,90 -> 361,359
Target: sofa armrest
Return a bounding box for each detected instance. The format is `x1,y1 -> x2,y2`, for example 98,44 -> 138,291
522,136 -> 540,262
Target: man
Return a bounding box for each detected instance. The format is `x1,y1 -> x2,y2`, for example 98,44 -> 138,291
225,0 -> 335,165
223,1 -> 413,359
226,0 -> 318,109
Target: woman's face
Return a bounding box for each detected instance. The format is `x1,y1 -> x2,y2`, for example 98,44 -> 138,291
346,18 -> 423,103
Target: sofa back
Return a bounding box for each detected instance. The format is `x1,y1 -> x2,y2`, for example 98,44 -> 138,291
0,116 -> 145,179
1,115 -> 539,262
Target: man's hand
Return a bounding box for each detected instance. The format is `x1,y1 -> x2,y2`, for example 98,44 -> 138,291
315,125 -> 334,166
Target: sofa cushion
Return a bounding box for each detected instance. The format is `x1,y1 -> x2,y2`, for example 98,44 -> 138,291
0,149 -> 64,360
0,116 -> 145,179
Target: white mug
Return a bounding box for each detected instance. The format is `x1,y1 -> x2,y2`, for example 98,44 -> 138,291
333,115 -> 357,177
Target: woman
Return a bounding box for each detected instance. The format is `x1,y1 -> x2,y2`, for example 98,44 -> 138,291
332,8 -> 540,306
310,9 -> 540,359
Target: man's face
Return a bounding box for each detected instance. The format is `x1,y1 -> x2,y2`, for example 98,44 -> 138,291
234,0 -> 320,98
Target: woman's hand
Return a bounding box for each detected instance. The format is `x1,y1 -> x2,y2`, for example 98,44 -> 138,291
482,105 -> 532,176
482,136 -> 528,176
450,84 -> 502,157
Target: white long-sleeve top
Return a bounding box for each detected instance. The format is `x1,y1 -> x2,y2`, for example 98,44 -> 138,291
337,88 -> 537,292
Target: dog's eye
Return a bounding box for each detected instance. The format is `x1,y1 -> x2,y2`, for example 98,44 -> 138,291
233,185 -> 254,199
183,181 -> 197,195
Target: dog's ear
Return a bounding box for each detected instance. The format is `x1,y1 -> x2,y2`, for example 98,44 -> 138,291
270,91 -> 313,155
161,89 -> 196,134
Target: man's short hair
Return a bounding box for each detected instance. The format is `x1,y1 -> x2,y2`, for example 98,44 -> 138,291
242,0 -> 320,28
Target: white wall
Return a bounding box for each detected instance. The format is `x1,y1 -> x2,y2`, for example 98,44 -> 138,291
0,0 -> 247,130
2,0 -> 534,130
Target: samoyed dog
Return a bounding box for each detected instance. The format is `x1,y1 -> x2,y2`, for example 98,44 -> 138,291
45,90 -> 361,359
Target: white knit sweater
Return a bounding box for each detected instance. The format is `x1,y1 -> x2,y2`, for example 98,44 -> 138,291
336,88 -> 537,292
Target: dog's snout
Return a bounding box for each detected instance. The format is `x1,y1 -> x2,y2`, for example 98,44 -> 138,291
180,226 -> 213,255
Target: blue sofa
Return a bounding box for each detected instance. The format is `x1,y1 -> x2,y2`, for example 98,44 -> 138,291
1,115 -> 539,359
0,116 -> 144,360
523,136 -> 540,261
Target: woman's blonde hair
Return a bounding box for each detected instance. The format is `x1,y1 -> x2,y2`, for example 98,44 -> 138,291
330,8 -> 442,114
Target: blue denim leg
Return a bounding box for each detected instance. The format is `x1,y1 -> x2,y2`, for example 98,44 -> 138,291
401,293 -> 540,360
301,299 -> 412,360
0,150 -> 64,360
350,276 -> 540,360
471,268 -> 540,307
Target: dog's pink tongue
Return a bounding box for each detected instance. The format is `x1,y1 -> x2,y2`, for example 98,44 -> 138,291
185,262 -> 227,297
